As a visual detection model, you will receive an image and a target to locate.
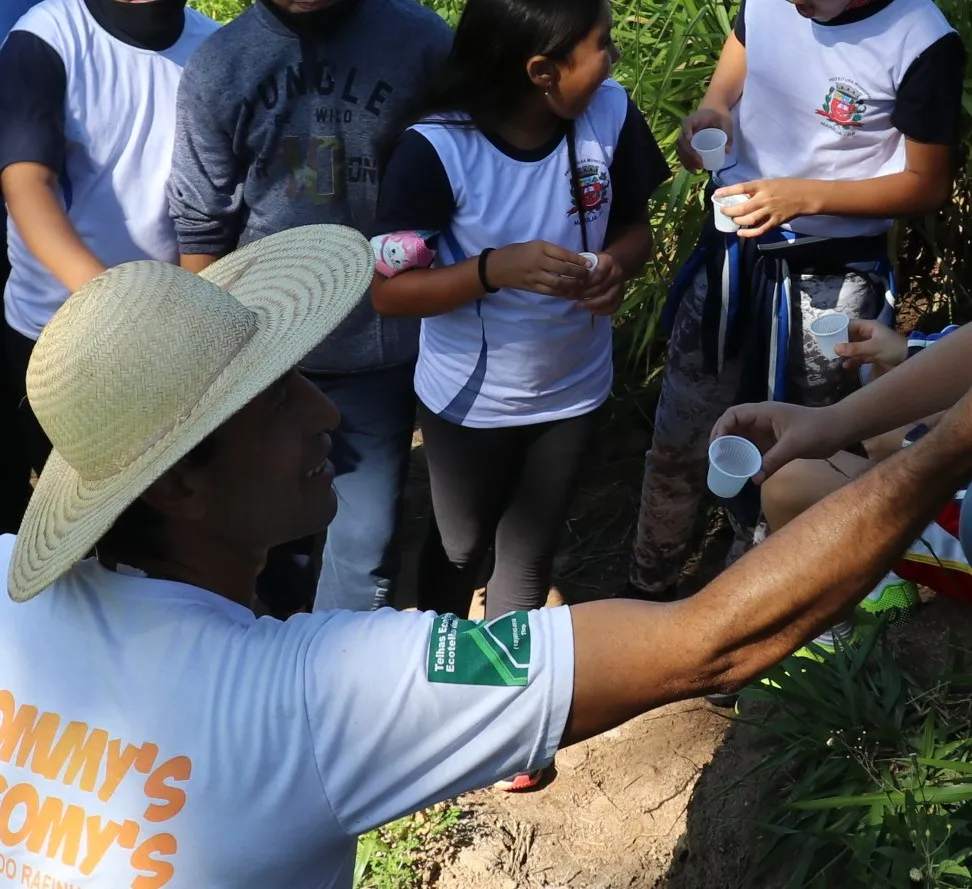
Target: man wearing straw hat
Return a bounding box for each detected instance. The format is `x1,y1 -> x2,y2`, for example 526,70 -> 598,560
2,223 -> 971,888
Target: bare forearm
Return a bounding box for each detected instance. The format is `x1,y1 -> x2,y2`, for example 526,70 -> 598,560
2,164 -> 105,292
180,254 -> 220,273
697,420 -> 968,686
605,222 -> 653,279
700,32 -> 746,113
807,170 -> 950,219
827,323 -> 972,446
371,259 -> 484,317
565,406 -> 972,745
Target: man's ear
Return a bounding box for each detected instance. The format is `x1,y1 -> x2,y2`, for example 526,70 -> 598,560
140,461 -> 208,522
526,54 -> 559,92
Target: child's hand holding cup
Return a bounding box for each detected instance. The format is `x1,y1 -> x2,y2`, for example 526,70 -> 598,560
678,109 -> 733,172
707,436 -> 763,498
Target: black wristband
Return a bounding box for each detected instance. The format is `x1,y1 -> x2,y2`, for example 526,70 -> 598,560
478,248 -> 498,294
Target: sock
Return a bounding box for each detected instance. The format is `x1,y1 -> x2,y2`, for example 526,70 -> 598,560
814,620 -> 854,649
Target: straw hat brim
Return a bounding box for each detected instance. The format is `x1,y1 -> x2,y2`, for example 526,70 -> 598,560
8,225 -> 374,602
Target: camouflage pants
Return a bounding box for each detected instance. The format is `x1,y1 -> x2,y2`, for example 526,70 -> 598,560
630,265 -> 883,593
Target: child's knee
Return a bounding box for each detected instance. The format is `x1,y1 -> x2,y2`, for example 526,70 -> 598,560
761,460 -> 824,532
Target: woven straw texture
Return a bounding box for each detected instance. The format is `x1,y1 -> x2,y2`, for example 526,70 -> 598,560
8,224 -> 373,602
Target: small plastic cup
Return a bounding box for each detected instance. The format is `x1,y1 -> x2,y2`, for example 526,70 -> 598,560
579,252 -> 599,273
712,194 -> 749,233
809,312 -> 850,360
691,128 -> 728,172
707,436 -> 763,499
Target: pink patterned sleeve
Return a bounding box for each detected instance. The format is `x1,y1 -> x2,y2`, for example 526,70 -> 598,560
370,230 -> 437,278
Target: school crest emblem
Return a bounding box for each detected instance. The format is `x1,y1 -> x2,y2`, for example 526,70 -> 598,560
816,78 -> 868,133
567,161 -> 611,219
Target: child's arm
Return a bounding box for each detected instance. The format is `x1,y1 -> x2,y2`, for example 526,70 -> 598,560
369,130 -> 588,318
0,33 -> 106,292
2,163 -> 106,292
715,31 -> 965,237
371,241 -> 590,318
574,223 -> 654,316
715,139 -> 953,238
167,56 -> 245,275
576,97 -> 671,314
713,321 -> 972,481
678,31 -> 747,171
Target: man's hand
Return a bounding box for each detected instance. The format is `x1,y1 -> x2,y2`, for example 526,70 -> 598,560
711,401 -> 843,482
834,320 -> 908,375
576,253 -> 624,315
713,178 -> 821,238
677,109 -> 733,173
565,386 -> 972,747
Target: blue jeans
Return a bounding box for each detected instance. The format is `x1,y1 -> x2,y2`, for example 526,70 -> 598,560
307,362 -> 416,612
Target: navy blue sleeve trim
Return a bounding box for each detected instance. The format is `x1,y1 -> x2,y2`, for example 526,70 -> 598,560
907,324 -> 960,358
0,31 -> 66,176
608,97 -> 670,228
373,130 -> 455,238
734,0 -> 746,46
892,32 -> 965,146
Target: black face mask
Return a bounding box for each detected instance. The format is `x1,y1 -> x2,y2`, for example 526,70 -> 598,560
259,0 -> 362,36
84,0 -> 188,51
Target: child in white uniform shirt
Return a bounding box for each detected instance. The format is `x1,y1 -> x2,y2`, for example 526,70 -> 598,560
0,0 -> 217,479
630,0 -> 964,603
371,3 -> 669,749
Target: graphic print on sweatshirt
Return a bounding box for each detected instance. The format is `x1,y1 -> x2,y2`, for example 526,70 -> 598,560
247,60 -> 395,205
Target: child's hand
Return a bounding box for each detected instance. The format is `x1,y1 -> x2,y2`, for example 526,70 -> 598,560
576,253 -> 624,315
713,178 -> 819,237
487,241 -> 589,296
834,320 -> 908,375
677,109 -> 733,173
711,401 -> 841,484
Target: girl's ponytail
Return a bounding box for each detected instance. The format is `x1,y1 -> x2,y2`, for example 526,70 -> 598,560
566,120 -> 589,254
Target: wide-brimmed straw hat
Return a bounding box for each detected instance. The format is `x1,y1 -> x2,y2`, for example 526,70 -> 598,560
8,224 -> 374,602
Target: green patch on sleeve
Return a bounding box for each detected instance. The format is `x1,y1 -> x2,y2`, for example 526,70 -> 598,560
427,612 -> 532,687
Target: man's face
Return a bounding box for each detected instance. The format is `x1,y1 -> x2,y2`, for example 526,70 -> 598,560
786,0 -> 853,21
190,370 -> 341,550
270,0 -> 346,13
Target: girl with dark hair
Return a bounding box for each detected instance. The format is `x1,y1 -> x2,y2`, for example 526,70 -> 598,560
371,0 -> 669,790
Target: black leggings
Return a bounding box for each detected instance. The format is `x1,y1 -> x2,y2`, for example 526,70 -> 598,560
417,401 -> 600,619
2,317 -> 51,477
0,251 -> 34,532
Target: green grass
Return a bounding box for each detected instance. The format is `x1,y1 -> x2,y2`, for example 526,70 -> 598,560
737,631 -> 972,889
353,803 -> 462,889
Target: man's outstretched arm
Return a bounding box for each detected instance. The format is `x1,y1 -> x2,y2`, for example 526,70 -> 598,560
564,391 -> 972,745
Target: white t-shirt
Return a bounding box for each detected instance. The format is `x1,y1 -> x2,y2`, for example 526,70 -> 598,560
374,80 -> 668,428
3,0 -> 217,340
0,535 -> 574,888
725,0 -> 955,238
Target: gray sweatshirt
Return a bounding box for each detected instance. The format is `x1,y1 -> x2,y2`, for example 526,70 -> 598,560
168,0 -> 452,373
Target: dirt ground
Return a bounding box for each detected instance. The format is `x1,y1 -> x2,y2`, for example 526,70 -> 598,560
397,425 -> 738,889
396,422 -> 972,889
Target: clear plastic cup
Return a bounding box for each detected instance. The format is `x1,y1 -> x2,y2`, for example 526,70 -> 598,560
809,312 -> 850,360
707,436 -> 763,499
712,194 -> 749,232
579,252 -> 599,273
691,128 -> 728,172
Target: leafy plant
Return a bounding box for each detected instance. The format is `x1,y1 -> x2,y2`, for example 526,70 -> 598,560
191,0 -> 972,370
352,804 -> 463,889
737,631 -> 972,889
